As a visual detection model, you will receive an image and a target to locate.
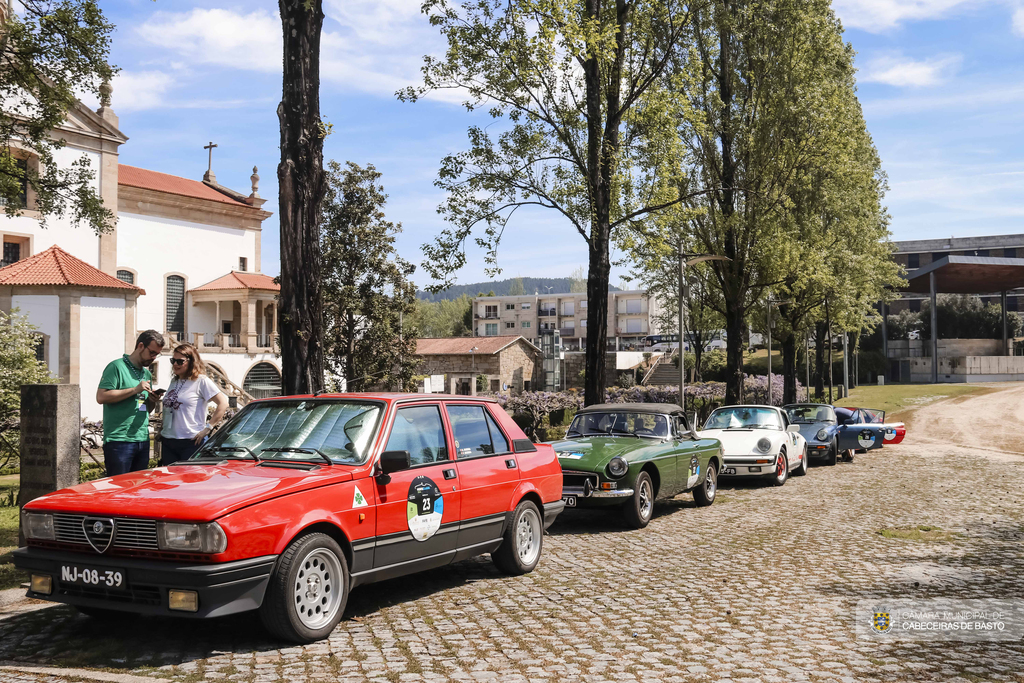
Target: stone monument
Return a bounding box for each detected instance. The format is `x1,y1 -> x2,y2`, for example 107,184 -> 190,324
18,385 -> 81,542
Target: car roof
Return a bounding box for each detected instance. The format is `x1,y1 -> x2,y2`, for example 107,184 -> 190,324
577,403 -> 684,415
711,404 -> 781,411
783,403 -> 833,409
251,392 -> 500,405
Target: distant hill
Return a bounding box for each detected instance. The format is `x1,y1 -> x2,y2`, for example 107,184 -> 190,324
417,277 -> 622,302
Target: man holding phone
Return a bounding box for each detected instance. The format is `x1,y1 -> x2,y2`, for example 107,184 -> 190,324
96,330 -> 166,476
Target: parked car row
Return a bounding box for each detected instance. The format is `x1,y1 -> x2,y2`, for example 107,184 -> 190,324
14,392 -> 906,645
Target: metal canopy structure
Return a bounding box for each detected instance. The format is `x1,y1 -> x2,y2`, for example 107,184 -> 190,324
892,255 -> 1024,383
903,255 -> 1024,294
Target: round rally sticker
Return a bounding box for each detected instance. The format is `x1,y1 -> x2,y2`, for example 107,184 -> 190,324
857,430 -> 876,449
407,476 -> 444,542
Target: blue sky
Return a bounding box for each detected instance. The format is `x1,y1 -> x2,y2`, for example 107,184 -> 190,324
93,0 -> 1024,289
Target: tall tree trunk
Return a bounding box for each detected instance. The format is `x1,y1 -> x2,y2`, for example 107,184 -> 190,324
277,0 -> 326,395
724,300 -> 745,404
781,333 -> 797,405
814,321 -> 825,398
692,337 -> 704,382
584,232 -> 610,406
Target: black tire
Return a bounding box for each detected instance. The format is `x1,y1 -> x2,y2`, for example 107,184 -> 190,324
769,449 -> 788,487
259,532 -> 349,644
622,471 -> 655,529
492,499 -> 543,575
794,447 -> 809,476
75,606 -> 136,621
824,439 -> 838,466
692,462 -> 717,507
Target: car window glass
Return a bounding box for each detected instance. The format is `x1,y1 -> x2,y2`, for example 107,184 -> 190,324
384,406 -> 448,465
483,409 -> 510,454
704,407 -> 782,430
448,405 -> 501,457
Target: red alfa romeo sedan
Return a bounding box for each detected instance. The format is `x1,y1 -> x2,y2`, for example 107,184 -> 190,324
15,394 -> 564,643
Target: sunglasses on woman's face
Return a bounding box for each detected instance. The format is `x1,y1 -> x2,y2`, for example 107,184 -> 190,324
170,358 -> 190,366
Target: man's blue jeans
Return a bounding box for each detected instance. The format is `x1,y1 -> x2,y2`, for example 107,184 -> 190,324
103,440 -> 150,476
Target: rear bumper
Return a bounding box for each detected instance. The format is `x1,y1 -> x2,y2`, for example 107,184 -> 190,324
542,500 -> 566,529
13,547 -> 276,618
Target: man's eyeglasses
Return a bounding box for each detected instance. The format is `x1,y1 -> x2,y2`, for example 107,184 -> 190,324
170,358 -> 190,366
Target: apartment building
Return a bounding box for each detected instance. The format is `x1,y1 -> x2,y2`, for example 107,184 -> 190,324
890,234 -> 1024,313
473,290 -> 662,350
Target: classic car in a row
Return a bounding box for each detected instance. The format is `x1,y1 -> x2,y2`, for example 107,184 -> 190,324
550,404 -> 723,529
699,405 -> 808,485
782,404 -> 907,464
15,395 -> 564,643
836,406 -> 907,446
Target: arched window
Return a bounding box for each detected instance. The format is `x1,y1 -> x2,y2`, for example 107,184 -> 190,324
165,275 -> 185,334
116,270 -> 135,285
243,363 -> 281,399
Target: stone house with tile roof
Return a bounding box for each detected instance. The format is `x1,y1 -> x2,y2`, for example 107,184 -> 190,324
1,88 -> 279,418
413,335 -> 542,395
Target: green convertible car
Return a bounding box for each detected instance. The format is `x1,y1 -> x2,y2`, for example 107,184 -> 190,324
551,404 -> 724,529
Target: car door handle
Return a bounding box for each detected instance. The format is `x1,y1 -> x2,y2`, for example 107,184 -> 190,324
443,469 -> 456,480
505,459 -> 517,469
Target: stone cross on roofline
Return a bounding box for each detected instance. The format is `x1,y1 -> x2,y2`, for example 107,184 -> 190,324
203,141 -> 218,183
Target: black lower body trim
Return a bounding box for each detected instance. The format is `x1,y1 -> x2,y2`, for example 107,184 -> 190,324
542,500 -> 565,529
13,547 -> 276,619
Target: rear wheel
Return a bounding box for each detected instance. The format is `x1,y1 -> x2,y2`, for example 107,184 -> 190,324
492,499 -> 543,575
692,462 -> 717,507
259,532 -> 349,644
622,471 -> 654,529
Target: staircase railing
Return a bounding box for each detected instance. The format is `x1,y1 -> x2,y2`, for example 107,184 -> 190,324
206,363 -> 255,407
641,351 -> 673,385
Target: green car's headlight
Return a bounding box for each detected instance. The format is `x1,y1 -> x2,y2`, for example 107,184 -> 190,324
756,437 -> 772,453
816,428 -> 829,441
607,457 -> 628,478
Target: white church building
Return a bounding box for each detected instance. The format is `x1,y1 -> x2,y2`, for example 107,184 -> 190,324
0,91 -> 281,420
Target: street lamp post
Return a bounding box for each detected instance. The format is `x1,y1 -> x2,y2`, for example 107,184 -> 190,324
677,252 -> 731,413
764,294 -> 792,406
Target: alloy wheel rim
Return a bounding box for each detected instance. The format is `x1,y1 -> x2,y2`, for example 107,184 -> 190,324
516,508 -> 541,565
293,548 -> 343,630
777,454 -> 787,480
705,468 -> 716,498
639,479 -> 653,520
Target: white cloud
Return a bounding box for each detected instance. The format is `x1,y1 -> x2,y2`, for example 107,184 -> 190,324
134,4 -> 451,100
861,53 -> 961,87
1013,6 -> 1024,36
833,0 -> 980,32
78,70 -> 175,111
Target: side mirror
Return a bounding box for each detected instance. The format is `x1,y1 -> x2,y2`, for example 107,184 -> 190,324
786,424 -> 801,433
376,450 -> 410,485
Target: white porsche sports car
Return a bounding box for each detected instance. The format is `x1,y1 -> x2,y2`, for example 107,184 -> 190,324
699,405 -> 808,486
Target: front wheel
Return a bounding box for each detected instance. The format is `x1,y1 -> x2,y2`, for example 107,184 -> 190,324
259,532 -> 349,644
824,439 -> 838,466
769,450 -> 788,487
692,462 -> 717,507
622,471 -> 655,529
492,499 -> 543,575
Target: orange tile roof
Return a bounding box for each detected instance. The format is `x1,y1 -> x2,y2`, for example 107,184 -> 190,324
190,271 -> 279,292
118,164 -> 248,206
415,335 -> 538,355
0,245 -> 143,292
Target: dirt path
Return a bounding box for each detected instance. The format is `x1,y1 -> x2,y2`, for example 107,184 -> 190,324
903,381 -> 1024,458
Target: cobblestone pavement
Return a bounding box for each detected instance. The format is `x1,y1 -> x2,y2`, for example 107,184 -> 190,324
2,390 -> 1024,683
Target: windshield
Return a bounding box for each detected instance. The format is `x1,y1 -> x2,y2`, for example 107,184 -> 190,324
567,412 -> 669,439
785,405 -> 835,424
704,407 -> 782,430
196,400 -> 383,464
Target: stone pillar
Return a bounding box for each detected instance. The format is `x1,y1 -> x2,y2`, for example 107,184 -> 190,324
215,300 -> 222,332
18,384 -> 81,542
242,296 -> 257,349
58,293 -> 81,384
124,296 -> 136,353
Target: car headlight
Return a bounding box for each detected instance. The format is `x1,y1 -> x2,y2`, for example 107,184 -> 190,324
157,521 -> 227,553
21,511 -> 54,540
607,457 -> 629,478
816,429 -> 829,441
756,438 -> 772,453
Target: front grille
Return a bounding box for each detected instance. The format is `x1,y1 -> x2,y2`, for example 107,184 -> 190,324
58,583 -> 162,606
52,514 -> 159,551
562,470 -> 599,495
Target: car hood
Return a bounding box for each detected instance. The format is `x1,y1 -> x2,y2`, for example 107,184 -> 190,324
550,436 -> 662,472
698,428 -> 782,455
791,422 -> 835,443
23,461 -> 355,521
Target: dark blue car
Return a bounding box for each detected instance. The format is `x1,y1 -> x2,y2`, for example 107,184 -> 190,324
783,404 -> 886,465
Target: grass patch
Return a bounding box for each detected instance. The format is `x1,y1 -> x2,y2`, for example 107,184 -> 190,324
834,383 -> 990,417
0,474 -> 22,589
877,525 -> 963,542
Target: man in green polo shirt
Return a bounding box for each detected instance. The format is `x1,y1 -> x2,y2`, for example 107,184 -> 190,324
96,330 -> 166,475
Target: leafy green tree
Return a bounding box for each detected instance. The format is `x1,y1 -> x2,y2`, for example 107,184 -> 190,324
321,161 -> 418,391
508,277 -> 525,296
0,308 -> 56,421
0,0 -> 115,232
414,294 -> 474,338
568,267 -> 587,294
920,295 -> 1023,340
403,0 -> 700,406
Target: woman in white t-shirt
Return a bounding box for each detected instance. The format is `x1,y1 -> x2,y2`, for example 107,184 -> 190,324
159,343 -> 228,465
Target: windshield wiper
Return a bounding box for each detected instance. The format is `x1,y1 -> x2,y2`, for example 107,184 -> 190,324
607,428 -> 639,438
197,445 -> 257,461
260,447 -> 333,466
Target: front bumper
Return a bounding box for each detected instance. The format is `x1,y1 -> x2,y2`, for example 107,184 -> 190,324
13,547 -> 276,618
805,442 -> 831,458
720,455 -> 779,477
